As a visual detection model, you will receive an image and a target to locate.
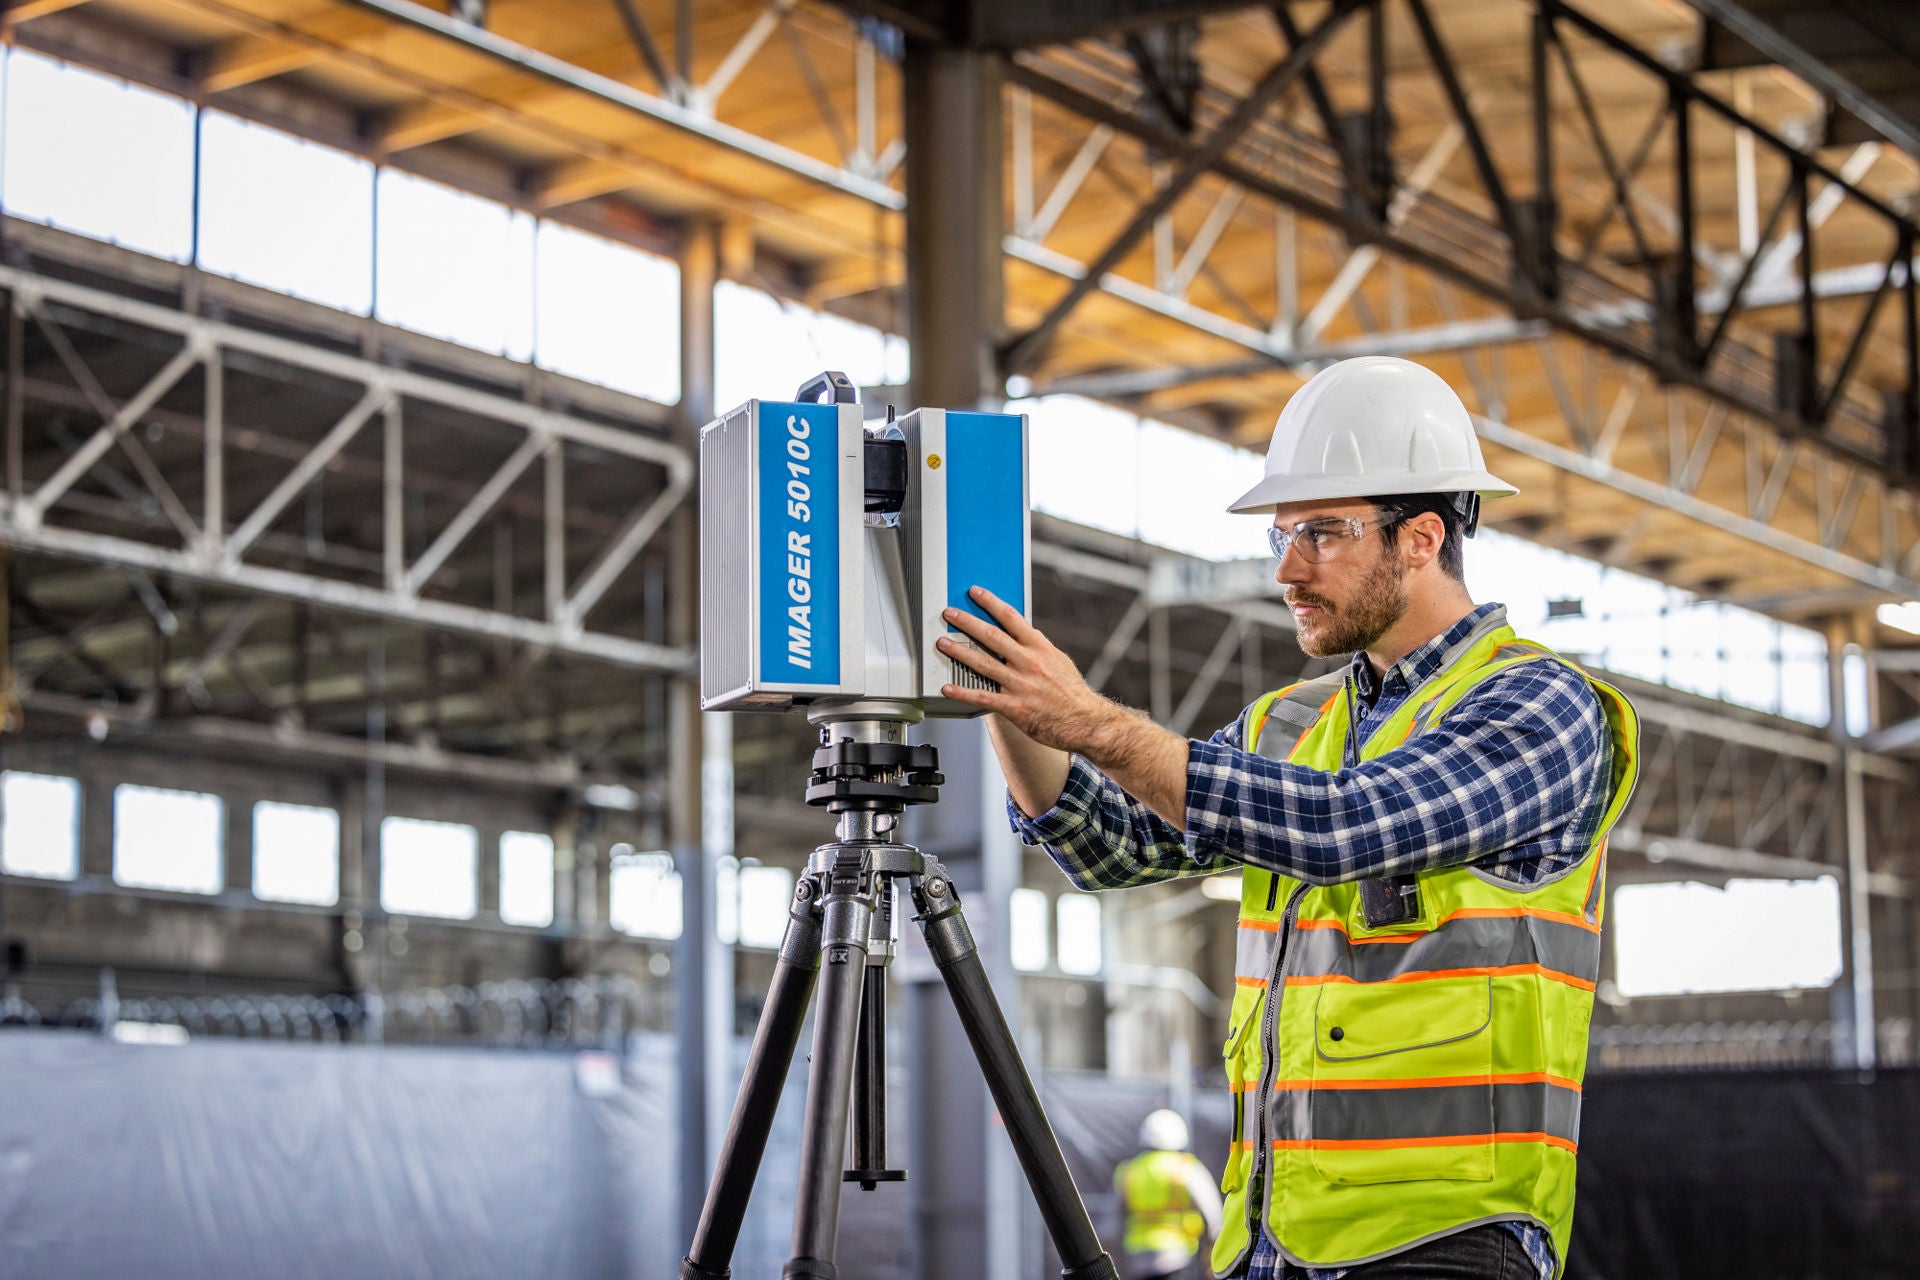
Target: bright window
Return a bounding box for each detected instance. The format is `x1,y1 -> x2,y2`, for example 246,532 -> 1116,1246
1056,892 -> 1103,976
713,282 -> 909,409
379,816 -> 478,918
1,771 -> 80,880
1010,886 -> 1050,973
1015,394 -> 1142,540
716,859 -> 792,949
376,169 -> 535,359
1613,877 -> 1844,997
197,111 -> 373,312
252,801 -> 338,905
1,49 -> 194,261
114,784 -> 223,894
609,846 -> 681,939
534,221 -> 678,402
499,830 -> 555,927
1468,528 -> 1830,726
1135,422 -> 1264,561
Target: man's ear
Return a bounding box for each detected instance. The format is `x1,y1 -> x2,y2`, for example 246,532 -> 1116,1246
1401,512 -> 1446,570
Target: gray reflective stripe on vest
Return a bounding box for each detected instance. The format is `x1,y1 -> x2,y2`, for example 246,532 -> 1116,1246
1233,1088 -> 1258,1146
1249,671 -> 1348,763
1235,924 -> 1280,982
1400,609 -> 1566,740
1409,640 -> 1561,737
1302,1078 -> 1582,1146
1432,604 -> 1511,672
1288,913 -> 1603,985
1582,853 -> 1606,924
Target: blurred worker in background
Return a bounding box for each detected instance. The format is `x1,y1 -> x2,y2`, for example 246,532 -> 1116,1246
938,356 -> 1640,1279
1115,1108 -> 1222,1280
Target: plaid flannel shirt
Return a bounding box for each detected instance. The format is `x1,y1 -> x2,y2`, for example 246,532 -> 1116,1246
1009,603 -> 1610,1279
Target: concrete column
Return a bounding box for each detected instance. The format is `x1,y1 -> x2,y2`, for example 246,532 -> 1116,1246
223,789 -> 252,897
672,217 -> 719,1252
551,800 -> 579,931
1828,620 -> 1876,1068
335,775 -> 366,908
701,708 -> 735,1165
80,760 -> 113,881
900,39 -> 1021,1280
904,41 -> 1004,413
476,821 -> 502,917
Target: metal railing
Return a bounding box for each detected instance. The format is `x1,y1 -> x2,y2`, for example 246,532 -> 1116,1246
1589,1016 -> 1916,1073
0,973 -> 669,1049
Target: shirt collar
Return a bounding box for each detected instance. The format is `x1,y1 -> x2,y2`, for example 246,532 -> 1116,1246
1348,601 -> 1504,705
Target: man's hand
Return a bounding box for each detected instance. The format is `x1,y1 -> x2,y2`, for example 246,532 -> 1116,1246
937,586 -> 1191,826
935,586 -> 1114,753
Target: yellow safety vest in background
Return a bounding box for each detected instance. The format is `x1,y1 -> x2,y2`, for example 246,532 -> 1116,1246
1115,1148 -> 1208,1257
1211,615 -> 1639,1277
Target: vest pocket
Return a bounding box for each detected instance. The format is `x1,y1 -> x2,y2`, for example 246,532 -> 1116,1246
1307,976 -> 1495,1185
1219,985 -> 1263,1194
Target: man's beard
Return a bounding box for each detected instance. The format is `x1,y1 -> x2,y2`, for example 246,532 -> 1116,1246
1287,550 -> 1409,658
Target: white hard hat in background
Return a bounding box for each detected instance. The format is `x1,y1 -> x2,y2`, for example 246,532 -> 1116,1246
1139,1108 -> 1190,1151
1227,356 -> 1518,515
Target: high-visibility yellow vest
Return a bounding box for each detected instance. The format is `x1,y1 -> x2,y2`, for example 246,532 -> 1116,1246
1115,1148 -> 1208,1256
1211,612 -> 1639,1277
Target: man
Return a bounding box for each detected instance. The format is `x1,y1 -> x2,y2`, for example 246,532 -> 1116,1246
1115,1108 -> 1223,1280
934,356 -> 1639,1279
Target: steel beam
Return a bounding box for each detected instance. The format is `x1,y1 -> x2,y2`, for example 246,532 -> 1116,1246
336,0 -> 903,210
0,263 -> 694,674
1009,0 -> 1920,478
1607,827 -> 1907,899
695,0 -> 795,112
1,0 -> 96,24
1000,0 -> 1360,375
1469,412 -> 1920,600
1685,0 -> 1920,163
1295,124 -> 1462,346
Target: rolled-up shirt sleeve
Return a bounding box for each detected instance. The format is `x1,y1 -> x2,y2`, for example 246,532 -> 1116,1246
1008,720 -> 1241,891
1012,659 -> 1608,890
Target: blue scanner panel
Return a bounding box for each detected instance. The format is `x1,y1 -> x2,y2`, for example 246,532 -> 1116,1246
944,411 -> 1026,626
758,401 -> 840,685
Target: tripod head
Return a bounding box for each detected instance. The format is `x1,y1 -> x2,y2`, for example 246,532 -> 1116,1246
804,700 -> 944,815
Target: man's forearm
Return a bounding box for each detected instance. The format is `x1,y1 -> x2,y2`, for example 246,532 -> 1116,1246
937,586 -> 1191,828
1080,705 -> 1188,827
986,714 -> 1073,817
987,702 -> 1189,828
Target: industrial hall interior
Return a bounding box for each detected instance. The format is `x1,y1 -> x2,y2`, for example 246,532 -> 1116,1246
4,0 -> 1920,1275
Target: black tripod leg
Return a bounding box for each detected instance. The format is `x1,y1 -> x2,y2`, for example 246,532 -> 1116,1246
783,856 -> 876,1280
913,871 -> 1120,1280
680,879 -> 825,1280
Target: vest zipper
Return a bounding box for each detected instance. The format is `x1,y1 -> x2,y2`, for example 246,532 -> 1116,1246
1246,881 -> 1309,1248
1344,672 -> 1362,769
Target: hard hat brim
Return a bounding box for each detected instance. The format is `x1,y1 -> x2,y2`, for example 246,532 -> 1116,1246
1226,469 -> 1519,514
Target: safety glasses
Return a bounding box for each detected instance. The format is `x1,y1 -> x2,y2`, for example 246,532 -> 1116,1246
1266,514 -> 1402,564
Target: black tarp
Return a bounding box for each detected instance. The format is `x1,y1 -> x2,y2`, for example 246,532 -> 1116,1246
1569,1068 -> 1920,1280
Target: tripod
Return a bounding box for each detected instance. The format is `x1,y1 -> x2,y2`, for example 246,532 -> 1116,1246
680,701 -> 1119,1280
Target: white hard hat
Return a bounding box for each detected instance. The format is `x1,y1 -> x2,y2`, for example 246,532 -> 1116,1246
1139,1108 -> 1189,1151
1227,356 -> 1517,514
